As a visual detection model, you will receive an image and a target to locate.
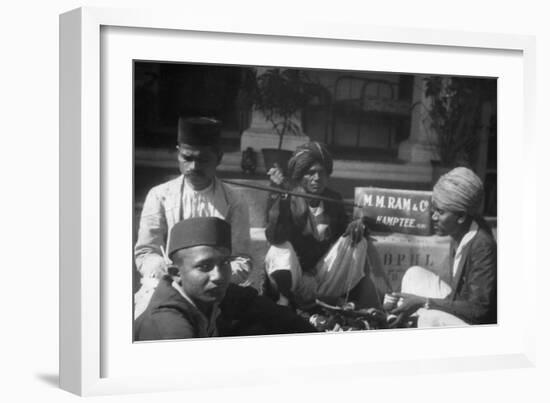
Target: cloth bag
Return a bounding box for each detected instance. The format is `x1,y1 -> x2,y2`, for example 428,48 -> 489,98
315,236 -> 367,298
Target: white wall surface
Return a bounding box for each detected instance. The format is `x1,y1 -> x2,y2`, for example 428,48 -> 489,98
1,0 -> 548,402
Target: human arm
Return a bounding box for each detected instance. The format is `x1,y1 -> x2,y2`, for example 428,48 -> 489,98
227,191 -> 253,283
392,236 -> 497,324
220,285 -> 317,335
265,192 -> 293,245
323,189 -> 368,246
390,292 -> 427,316
426,239 -> 497,324
264,162 -> 294,245
343,216 -> 370,246
134,187 -> 169,279
267,163 -> 290,189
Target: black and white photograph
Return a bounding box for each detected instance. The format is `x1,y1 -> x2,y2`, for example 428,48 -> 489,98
132,62 -> 497,341
7,0 -> 542,399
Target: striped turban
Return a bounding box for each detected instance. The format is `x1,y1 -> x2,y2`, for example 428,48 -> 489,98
432,167 -> 484,216
287,141 -> 333,182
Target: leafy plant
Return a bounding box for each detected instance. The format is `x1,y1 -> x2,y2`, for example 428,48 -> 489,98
254,68 -> 328,149
424,76 -> 495,167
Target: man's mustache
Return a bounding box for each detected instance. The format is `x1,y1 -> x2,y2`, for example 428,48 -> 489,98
187,170 -> 204,177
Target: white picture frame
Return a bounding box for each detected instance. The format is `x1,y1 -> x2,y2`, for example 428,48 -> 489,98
59,6 -> 537,396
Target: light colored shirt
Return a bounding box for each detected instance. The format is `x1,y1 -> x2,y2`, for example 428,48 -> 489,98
306,201 -> 330,242
135,175 -> 251,278
181,180 -> 218,219
452,221 -> 479,278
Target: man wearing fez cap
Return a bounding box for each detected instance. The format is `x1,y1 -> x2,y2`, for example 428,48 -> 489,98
134,117 -> 255,318
390,167 -> 497,327
134,217 -> 316,340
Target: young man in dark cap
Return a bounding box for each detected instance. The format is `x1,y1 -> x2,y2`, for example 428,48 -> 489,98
264,141 -> 380,310
134,217 -> 316,340
134,117 -> 254,318
390,167 -> 497,327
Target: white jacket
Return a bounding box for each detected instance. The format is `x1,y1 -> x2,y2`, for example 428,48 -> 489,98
134,175 -> 251,278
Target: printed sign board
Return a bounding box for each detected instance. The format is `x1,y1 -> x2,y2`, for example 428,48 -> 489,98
354,187 -> 433,236
367,233 -> 451,293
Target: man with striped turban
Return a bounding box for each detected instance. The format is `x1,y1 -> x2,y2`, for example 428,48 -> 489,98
391,167 -> 497,327
264,141 -> 380,310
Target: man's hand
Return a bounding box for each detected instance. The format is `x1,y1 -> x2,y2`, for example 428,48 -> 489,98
230,256 -> 252,284
343,217 -> 369,246
267,163 -> 286,187
149,264 -> 168,279
390,292 -> 426,316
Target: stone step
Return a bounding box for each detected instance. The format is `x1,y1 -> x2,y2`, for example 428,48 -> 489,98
134,148 -> 244,172
135,148 -> 433,183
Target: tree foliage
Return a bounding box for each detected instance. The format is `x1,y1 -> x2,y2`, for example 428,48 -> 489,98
254,68 -> 328,149
424,76 -> 496,166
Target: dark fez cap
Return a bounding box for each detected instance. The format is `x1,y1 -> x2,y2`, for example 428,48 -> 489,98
168,217 -> 232,258
177,117 -> 221,147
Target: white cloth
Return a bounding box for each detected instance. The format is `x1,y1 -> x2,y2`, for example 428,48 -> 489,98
416,308 -> 468,327
307,202 -> 330,242
265,236 -> 366,303
265,241 -> 303,293
452,221 -> 478,278
401,266 -> 452,299
181,180 -> 217,220
400,266 -> 467,328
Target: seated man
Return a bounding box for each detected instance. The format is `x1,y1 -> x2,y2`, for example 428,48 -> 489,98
134,117 -> 254,318
264,141 -> 380,309
391,167 -> 497,327
134,217 -> 316,341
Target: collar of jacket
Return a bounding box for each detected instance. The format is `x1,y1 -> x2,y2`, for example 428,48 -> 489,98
449,226 -> 493,296
148,276 -> 218,338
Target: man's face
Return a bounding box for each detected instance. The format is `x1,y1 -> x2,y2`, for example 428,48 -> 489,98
177,144 -> 222,190
431,199 -> 464,237
300,162 -> 329,195
173,245 -> 232,305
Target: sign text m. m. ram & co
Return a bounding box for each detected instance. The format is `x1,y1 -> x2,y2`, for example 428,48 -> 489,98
354,187 -> 433,236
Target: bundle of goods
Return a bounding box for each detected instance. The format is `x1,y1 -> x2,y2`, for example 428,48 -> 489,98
296,299 -> 412,332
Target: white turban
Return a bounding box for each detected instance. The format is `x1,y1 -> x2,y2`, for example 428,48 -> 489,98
432,167 -> 484,216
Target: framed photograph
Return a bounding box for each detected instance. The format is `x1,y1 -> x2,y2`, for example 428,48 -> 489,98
60,7 -> 536,396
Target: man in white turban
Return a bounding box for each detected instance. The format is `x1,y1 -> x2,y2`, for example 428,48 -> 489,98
390,167 -> 497,327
